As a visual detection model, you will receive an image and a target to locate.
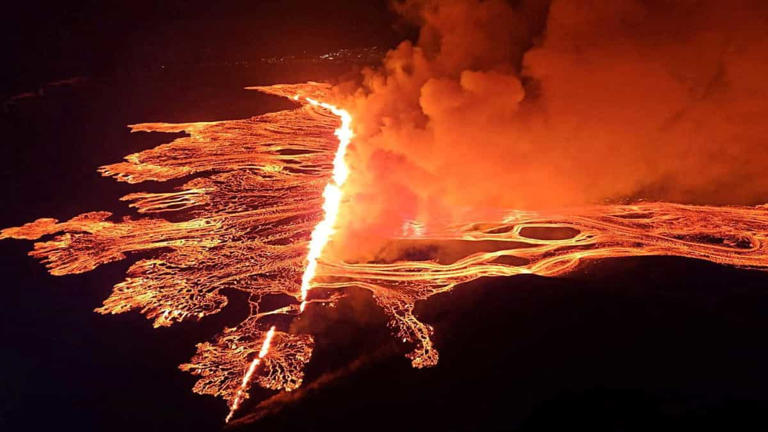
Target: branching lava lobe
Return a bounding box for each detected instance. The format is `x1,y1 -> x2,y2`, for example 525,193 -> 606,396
3,82 -> 768,422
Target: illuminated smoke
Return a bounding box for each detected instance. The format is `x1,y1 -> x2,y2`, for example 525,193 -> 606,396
2,83 -> 768,423
332,0 -> 768,259
4,0 -> 768,423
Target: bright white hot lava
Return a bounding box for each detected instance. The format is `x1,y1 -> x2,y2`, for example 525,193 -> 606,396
298,96 -> 353,312
4,82 -> 768,424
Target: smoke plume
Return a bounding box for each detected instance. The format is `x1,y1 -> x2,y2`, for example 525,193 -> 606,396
330,0 -> 768,259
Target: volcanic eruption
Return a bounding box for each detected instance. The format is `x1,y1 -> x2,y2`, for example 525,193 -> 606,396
3,0 -> 768,425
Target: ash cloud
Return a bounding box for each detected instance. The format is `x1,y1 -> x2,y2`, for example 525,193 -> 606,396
329,0 -> 768,259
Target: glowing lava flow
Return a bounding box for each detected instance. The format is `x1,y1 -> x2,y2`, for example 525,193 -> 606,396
3,82 -> 768,422
225,93 -> 352,422
225,325 -> 276,423
297,96 -> 353,312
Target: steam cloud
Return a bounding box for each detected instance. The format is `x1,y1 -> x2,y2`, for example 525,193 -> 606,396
329,0 -> 768,258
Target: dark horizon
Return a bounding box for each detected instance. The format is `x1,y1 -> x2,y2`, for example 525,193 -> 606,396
2,1 -> 768,431
1,0 -> 404,97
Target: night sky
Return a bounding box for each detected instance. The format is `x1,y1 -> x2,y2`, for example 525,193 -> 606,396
2,1 -> 768,431
1,0 -> 401,97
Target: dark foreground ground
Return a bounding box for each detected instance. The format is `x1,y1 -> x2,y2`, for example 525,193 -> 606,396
1,67 -> 767,431
237,258 -> 768,432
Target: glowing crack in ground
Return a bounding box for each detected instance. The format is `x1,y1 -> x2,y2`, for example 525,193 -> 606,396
3,82 -> 768,422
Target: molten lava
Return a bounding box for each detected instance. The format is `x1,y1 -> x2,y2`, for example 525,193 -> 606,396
299,96 -> 353,312
224,93 -> 352,422
3,82 -> 768,422
226,325 -> 276,423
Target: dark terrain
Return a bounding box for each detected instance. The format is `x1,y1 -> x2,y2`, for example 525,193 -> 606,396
1,72 -> 767,431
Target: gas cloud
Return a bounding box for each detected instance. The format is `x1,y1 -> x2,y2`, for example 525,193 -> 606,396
327,0 -> 768,258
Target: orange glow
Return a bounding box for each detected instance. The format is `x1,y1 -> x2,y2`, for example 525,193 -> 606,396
225,325 -> 276,423
3,82 -> 767,421
299,96 -> 353,312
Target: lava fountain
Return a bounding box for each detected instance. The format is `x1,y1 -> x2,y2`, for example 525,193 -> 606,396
224,93 -> 353,422
299,96 -> 353,313
226,325 -> 276,423
3,81 -> 768,422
